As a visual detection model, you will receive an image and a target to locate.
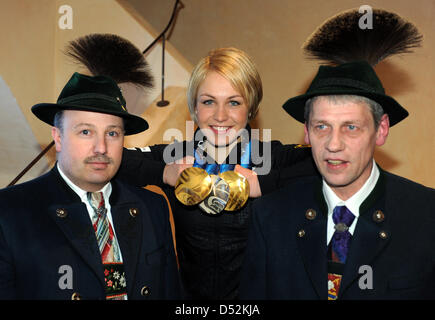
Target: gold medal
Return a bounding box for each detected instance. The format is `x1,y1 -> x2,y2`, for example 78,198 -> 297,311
198,175 -> 230,215
218,171 -> 250,211
175,167 -> 212,205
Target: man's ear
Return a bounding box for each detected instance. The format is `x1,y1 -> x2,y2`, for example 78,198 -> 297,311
51,127 -> 62,152
375,114 -> 390,146
304,122 -> 310,145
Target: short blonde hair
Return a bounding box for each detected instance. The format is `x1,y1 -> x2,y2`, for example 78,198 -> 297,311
187,47 -> 263,123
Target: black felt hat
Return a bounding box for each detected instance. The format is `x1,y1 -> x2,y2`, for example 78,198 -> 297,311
282,61 -> 408,126
32,72 -> 148,135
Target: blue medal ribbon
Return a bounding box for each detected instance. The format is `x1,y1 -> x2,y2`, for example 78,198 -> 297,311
193,139 -> 251,174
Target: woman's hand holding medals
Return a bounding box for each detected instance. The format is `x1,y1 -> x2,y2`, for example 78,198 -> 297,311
234,165 -> 262,198
163,156 -> 195,186
174,167 -> 248,215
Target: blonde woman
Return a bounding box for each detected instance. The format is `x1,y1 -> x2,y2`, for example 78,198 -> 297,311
119,48 -> 315,299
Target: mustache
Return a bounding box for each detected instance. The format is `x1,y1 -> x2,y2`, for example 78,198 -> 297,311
84,155 -> 113,164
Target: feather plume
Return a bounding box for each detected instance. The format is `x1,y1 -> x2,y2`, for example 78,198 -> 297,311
303,8 -> 422,66
65,33 -> 154,88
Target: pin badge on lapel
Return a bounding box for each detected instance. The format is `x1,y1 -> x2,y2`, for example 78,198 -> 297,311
305,208 -> 317,220
129,208 -> 139,218
372,210 -> 385,223
56,208 -> 68,218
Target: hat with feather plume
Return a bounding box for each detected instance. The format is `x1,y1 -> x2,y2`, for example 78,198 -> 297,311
282,8 -> 422,126
32,34 -> 154,134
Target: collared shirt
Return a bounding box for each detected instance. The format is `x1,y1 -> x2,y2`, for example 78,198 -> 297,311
324,159 -> 380,245
57,163 -> 124,262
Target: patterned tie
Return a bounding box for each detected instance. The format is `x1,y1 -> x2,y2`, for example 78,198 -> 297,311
87,192 -> 127,299
331,206 -> 355,264
328,205 -> 355,300
88,192 -> 114,261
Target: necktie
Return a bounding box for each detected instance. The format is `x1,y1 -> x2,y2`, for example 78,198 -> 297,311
331,205 -> 355,264
87,192 -> 127,299
87,192 -> 114,261
328,205 -> 355,300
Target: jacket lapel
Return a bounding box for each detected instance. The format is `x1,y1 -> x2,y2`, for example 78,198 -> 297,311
339,171 -> 390,298
296,178 -> 329,299
46,167 -> 105,288
296,215 -> 328,299
110,181 -> 145,297
339,213 -> 389,297
48,202 -> 105,285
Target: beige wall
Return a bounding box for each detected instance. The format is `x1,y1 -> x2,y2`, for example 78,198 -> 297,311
127,0 -> 435,188
0,0 -> 57,149
0,1 -> 57,185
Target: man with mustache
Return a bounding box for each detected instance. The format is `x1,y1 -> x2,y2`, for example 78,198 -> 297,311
0,73 -> 181,300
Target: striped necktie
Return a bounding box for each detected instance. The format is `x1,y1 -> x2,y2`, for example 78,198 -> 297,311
87,192 -> 114,261
87,192 -> 127,299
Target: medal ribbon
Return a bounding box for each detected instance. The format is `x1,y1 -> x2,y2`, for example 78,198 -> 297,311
193,139 -> 252,174
173,131 -> 252,213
